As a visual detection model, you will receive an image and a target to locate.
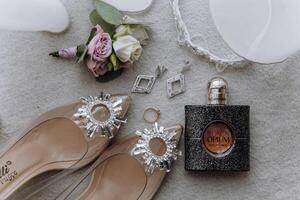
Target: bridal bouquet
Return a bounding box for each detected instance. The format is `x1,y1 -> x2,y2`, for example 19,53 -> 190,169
50,0 -> 149,82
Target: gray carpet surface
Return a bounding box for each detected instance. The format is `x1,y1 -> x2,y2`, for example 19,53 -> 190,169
0,0 -> 300,199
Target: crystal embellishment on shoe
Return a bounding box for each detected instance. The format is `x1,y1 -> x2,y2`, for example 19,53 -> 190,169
131,123 -> 182,173
73,92 -> 127,138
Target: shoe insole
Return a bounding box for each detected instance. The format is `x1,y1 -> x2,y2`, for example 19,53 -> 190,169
78,136 -> 168,200
79,154 -> 147,200
0,118 -> 87,199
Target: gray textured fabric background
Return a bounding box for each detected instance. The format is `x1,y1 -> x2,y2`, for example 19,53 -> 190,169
1,0 -> 300,199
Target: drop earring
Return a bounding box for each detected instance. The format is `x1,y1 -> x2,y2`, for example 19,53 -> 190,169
131,65 -> 167,94
131,74 -> 156,94
166,60 -> 191,98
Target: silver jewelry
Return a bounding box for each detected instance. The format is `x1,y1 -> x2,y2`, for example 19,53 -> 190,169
166,60 -> 190,98
181,60 -> 191,73
143,107 -> 161,124
73,92 -> 127,138
132,65 -> 167,94
155,65 -> 168,78
167,74 -> 185,98
131,74 -> 156,94
131,123 -> 181,173
169,0 -> 249,71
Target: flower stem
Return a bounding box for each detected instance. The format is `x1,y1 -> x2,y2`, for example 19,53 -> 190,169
49,51 -> 60,57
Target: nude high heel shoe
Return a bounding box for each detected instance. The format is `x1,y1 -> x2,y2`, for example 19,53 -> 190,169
0,92 -> 130,200
57,123 -> 182,200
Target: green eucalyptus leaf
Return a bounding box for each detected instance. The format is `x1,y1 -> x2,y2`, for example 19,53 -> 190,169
109,53 -> 117,67
107,62 -> 113,71
122,15 -> 143,25
76,28 -> 95,63
76,46 -> 88,63
86,27 -> 97,45
76,44 -> 86,57
113,65 -> 119,71
94,0 -> 123,26
89,10 -> 115,36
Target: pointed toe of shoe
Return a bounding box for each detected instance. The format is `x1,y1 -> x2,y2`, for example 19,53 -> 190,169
165,124 -> 183,144
111,94 -> 131,118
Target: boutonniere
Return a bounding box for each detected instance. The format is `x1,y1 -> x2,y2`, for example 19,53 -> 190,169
50,0 -> 149,82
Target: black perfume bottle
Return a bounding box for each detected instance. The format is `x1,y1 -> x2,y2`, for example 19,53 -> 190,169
185,77 -> 250,171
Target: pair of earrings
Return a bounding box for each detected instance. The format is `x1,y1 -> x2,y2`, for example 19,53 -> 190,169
131,61 -> 191,98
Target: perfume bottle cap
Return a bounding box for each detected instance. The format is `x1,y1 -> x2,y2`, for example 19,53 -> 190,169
208,77 -> 228,105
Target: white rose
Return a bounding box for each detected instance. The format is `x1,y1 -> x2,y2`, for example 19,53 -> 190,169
114,24 -> 149,45
113,35 -> 142,63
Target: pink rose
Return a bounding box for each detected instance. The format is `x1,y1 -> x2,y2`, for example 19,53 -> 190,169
86,59 -> 108,77
95,24 -> 103,34
87,27 -> 112,62
85,25 -> 112,77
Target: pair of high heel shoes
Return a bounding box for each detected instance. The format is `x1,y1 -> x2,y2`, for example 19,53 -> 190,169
0,93 -> 182,200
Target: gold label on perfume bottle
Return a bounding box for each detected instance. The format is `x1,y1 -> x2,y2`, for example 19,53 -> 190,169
202,122 -> 234,155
